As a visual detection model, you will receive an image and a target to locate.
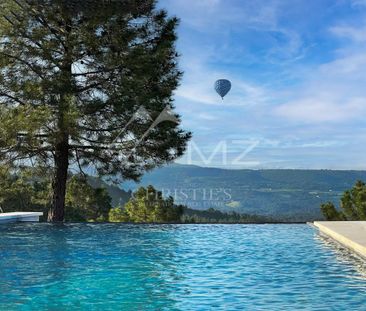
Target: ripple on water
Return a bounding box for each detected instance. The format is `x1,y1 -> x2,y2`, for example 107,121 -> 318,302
1,223 -> 366,311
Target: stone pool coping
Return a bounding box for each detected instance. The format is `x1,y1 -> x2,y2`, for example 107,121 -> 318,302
313,221 -> 366,259
0,212 -> 43,224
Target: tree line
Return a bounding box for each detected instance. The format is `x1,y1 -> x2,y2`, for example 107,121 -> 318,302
320,180 -> 366,221
1,165 -> 274,223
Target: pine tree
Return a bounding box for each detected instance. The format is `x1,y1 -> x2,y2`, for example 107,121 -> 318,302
320,180 -> 366,221
0,0 -> 191,221
65,175 -> 112,222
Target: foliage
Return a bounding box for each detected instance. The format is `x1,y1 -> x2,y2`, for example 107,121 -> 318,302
65,176 -> 112,222
0,165 -> 116,222
87,176 -> 131,207
320,180 -> 366,220
320,202 -> 345,221
0,165 -> 51,215
0,0 -> 191,221
109,185 -> 183,223
182,207 -> 274,223
109,207 -> 130,223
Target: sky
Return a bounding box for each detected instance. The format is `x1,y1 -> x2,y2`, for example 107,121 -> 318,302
158,0 -> 366,170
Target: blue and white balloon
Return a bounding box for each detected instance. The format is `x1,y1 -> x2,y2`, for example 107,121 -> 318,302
214,79 -> 231,99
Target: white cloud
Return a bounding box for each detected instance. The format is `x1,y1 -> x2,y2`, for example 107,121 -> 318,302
319,53 -> 366,75
275,97 -> 366,122
162,0 -> 304,61
330,25 -> 366,43
350,0 -> 366,6
297,141 -> 343,148
274,19 -> 366,124
197,113 -> 218,121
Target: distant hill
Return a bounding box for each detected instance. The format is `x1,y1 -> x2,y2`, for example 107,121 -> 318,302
88,176 -> 131,207
121,164 -> 366,221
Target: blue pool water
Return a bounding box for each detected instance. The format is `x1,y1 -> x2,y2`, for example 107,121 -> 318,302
1,224 -> 366,310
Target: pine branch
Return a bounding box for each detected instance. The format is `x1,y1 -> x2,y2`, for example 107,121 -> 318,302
0,92 -> 26,105
0,51 -> 46,80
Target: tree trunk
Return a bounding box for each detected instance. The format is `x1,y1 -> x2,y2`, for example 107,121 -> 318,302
48,140 -> 69,222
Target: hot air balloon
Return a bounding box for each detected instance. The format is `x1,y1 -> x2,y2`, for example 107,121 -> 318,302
215,79 -> 231,99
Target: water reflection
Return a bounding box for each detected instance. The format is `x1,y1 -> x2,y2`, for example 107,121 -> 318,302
315,233 -> 366,281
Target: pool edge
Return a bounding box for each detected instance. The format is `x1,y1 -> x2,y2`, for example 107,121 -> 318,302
312,221 -> 366,260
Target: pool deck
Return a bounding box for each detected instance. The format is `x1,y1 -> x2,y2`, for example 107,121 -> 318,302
313,221 -> 366,259
0,212 -> 43,224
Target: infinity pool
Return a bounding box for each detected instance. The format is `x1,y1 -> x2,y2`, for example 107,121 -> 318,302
1,224 -> 366,310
